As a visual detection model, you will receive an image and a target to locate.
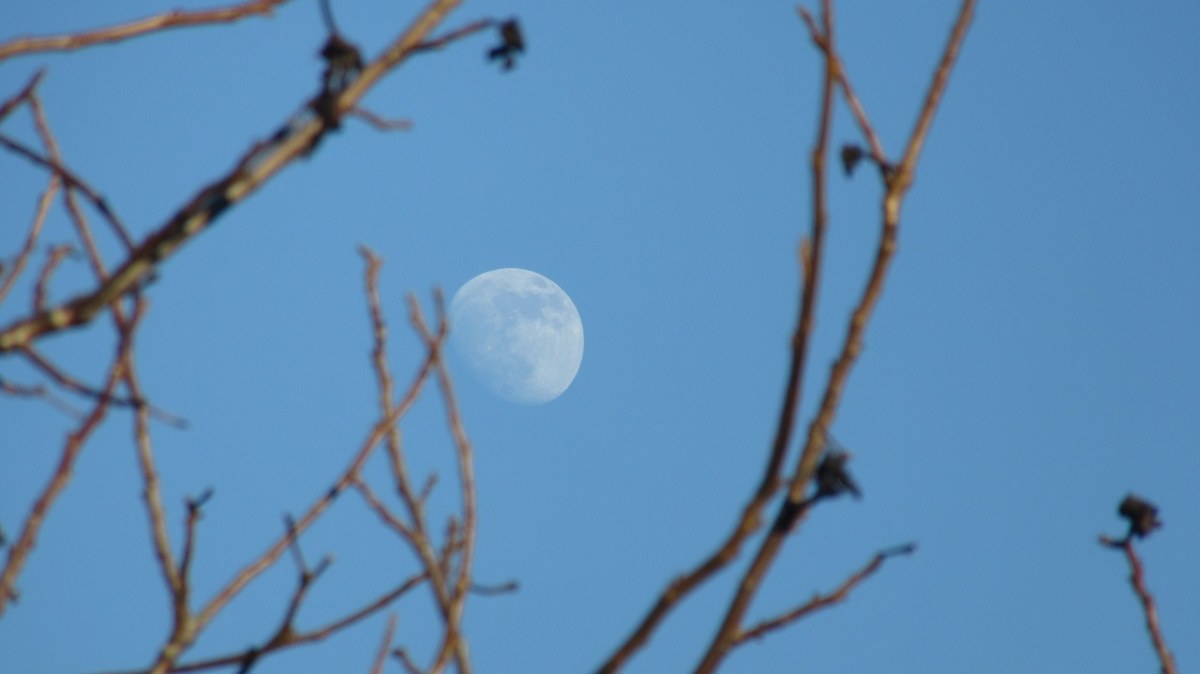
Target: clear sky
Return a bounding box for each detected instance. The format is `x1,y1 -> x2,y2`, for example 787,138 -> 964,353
2,1 -> 1198,673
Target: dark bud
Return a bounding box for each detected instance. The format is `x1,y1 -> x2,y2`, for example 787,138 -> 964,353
841,144 -> 864,177
487,19 -> 525,71
320,33 -> 364,74
314,34 -> 364,131
816,450 -> 860,500
1118,494 -> 1162,539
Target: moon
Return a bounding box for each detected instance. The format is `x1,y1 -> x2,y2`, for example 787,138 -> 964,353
448,269 -> 584,405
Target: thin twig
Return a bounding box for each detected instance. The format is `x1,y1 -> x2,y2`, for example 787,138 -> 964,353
0,0 -> 469,354
692,3 -> 976,671
92,574 -> 428,674
0,70 -> 45,122
0,132 -> 133,252
0,375 -> 83,418
410,292 -> 477,674
20,345 -> 186,426
797,7 -> 888,169
0,0 -> 289,62
733,544 -> 915,645
0,299 -> 144,617
1099,535 -> 1178,674
32,245 -> 73,312
368,615 -> 399,674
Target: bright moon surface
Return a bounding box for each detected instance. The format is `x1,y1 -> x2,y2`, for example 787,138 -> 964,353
449,269 -> 584,405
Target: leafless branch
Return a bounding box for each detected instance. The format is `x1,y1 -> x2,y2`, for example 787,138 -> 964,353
0,0 -> 290,62
733,543 -> 916,645
0,0 -> 469,354
1100,496 -> 1177,674
0,298 -> 145,617
369,615 -> 399,674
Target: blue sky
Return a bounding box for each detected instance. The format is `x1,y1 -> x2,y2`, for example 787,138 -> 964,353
2,1 -> 1198,673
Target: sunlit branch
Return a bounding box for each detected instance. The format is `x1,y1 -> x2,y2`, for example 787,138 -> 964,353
692,2 -> 976,671
0,0 -> 470,354
361,248 -> 471,674
0,0 -> 290,62
409,292 -> 477,674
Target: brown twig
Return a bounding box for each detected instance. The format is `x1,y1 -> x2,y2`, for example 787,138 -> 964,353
1108,539 -> 1178,674
0,375 -> 83,418
360,248 -> 473,674
691,3 -> 976,672
0,132 -> 134,253
348,107 -> 413,131
32,244 -> 73,312
0,74 -> 56,306
369,615 -> 399,674
0,298 -> 144,617
19,345 -> 186,426
797,8 -> 887,170
92,574 -> 428,674
733,543 -> 916,645
1100,498 -> 1177,674
0,0 -> 290,62
409,291 -> 478,674
0,0 -> 471,354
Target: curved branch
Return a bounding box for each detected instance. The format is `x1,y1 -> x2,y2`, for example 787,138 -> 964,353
0,0 -> 290,63
0,0 -> 473,354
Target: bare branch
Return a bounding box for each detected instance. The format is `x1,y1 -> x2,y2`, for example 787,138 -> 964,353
733,544 -> 916,645
691,3 -> 976,671
0,298 -> 144,617
0,0 -> 468,354
1100,496 -> 1177,674
0,0 -> 289,62
368,615 -> 398,674
0,132 -> 134,252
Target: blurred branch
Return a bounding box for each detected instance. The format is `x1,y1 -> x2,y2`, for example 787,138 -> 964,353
1100,496 -> 1177,674
360,247 -> 474,673
732,543 -> 916,646
95,574 -> 428,674
0,0 -> 290,62
0,0 -> 473,354
408,288 -> 478,674
0,299 -> 145,617
369,615 -> 399,674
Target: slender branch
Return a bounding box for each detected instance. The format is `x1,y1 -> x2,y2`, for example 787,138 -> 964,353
0,0 -> 468,354
0,132 -> 134,252
410,292 -> 477,674
0,0 -> 289,62
0,299 -> 143,617
0,375 -> 82,418
693,3 -> 976,671
797,7 -> 887,169
1112,539 -> 1178,674
0,70 -> 45,122
368,615 -> 399,674
94,574 -> 427,674
32,244 -> 74,312
1100,497 -> 1177,674
126,359 -> 183,608
360,248 -> 470,674
733,544 -> 915,645
20,345 -> 185,425
0,78 -> 58,306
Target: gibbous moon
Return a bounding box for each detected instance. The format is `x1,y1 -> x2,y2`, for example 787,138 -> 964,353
449,268 -> 584,405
